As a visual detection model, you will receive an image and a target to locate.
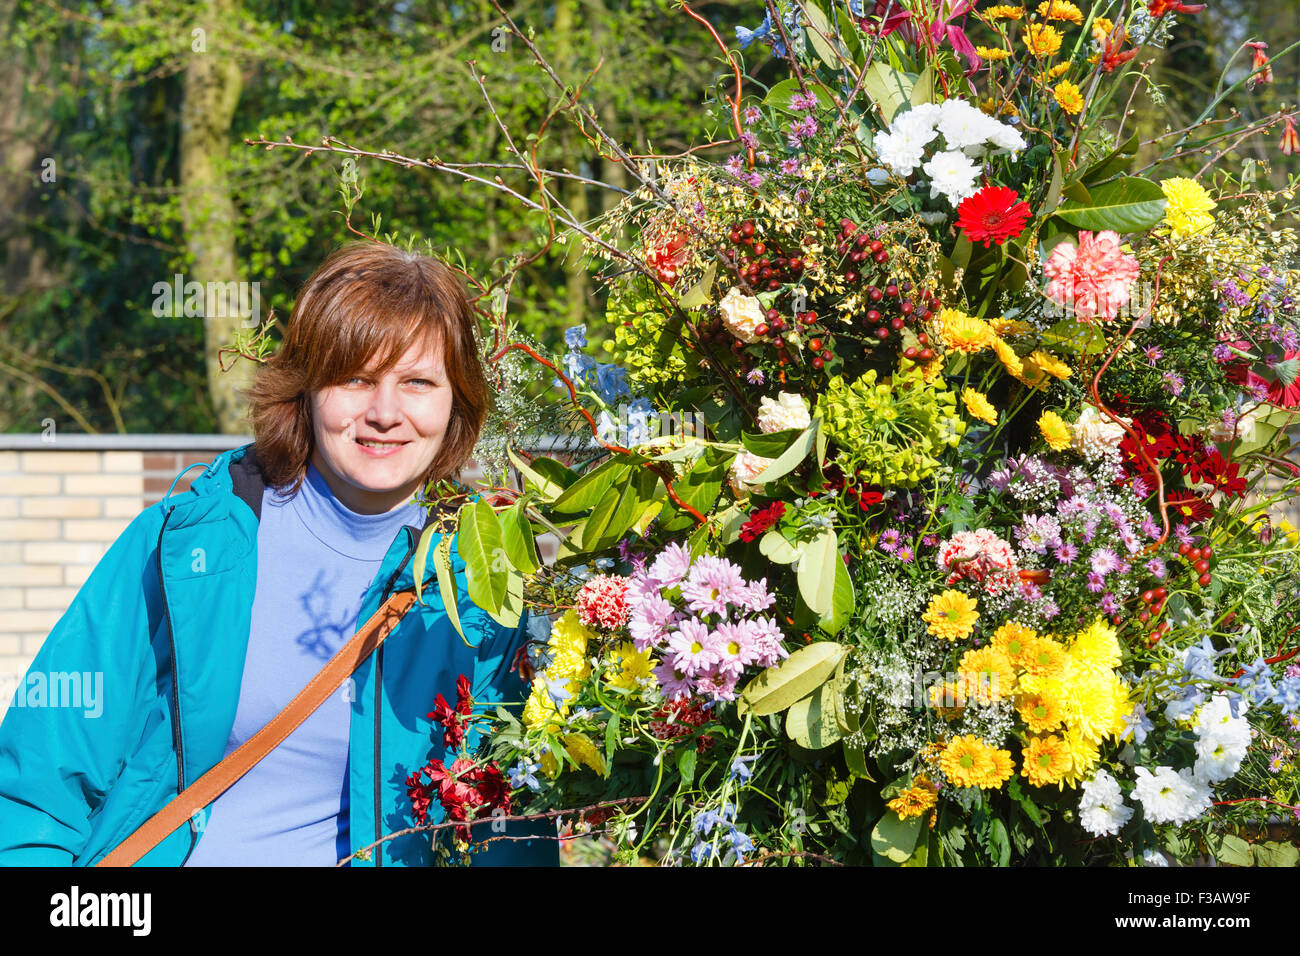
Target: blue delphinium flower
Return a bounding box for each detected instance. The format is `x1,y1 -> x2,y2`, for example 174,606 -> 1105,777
729,754 -> 760,784
564,324 -> 588,349
508,759 -> 541,791
594,363 -> 629,404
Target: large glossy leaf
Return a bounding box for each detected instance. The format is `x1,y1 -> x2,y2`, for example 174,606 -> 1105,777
819,552 -> 855,636
677,260 -> 717,310
751,419 -> 819,484
759,530 -> 799,564
785,681 -> 844,750
1081,131 -> 1139,185
459,499 -> 507,613
797,528 -> 837,617
861,62 -> 916,125
550,458 -> 629,515
508,446 -> 572,500
871,809 -> 923,864
1055,176 -> 1167,233
433,533 -> 469,646
738,642 -> 847,716
485,566 -> 524,630
500,499 -> 541,574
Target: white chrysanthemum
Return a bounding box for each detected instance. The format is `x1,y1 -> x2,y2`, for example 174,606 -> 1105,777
1079,769 -> 1134,836
1071,405 -> 1129,458
873,129 -> 926,177
1132,766 -> 1212,825
937,97 -> 998,150
1195,694 -> 1251,736
757,391 -> 811,434
892,107 -> 941,149
985,119 -> 1027,155
718,287 -> 765,343
922,149 -> 980,205
1194,731 -> 1248,785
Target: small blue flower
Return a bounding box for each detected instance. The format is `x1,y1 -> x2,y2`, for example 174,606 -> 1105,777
594,557 -> 615,571
727,827 -> 754,856
564,325 -> 588,349
508,759 -> 541,791
546,676 -> 574,707
689,840 -> 714,864
693,808 -> 722,837
593,363 -> 629,404
729,754 -> 760,784
1276,676 -> 1300,714
1119,703 -> 1153,745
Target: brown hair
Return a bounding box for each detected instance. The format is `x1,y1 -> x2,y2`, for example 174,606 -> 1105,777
244,242 -> 490,496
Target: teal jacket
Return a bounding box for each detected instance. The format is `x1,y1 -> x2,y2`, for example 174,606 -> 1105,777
0,442 -> 556,867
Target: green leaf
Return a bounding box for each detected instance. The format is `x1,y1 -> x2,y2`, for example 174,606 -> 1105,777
1210,833 -> 1256,868
715,502 -> 749,546
1081,131 -> 1139,185
842,739 -> 874,781
738,641 -> 846,716
1253,841 -> 1299,868
1055,176 -> 1168,233
486,566 -> 524,629
677,260 -> 717,310
803,1 -> 844,70
759,529 -> 799,564
433,533 -> 469,646
765,78 -> 837,114
508,446 -> 569,501
742,426 -> 803,458
412,523 -> 438,603
580,476 -> 640,552
785,681 -> 844,749
819,548 -> 854,635
661,448 -> 729,532
459,499 -> 508,614
1041,149 -> 1066,215
550,459 -> 629,515
861,62 -> 916,125
751,419 -> 819,485
500,499 -> 541,574
797,528 -> 838,617
988,817 -> 1011,867
676,746 -> 697,789
871,809 -> 923,863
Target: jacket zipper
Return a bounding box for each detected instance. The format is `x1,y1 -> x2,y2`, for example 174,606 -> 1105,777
156,506 -> 195,850
372,525 -> 418,867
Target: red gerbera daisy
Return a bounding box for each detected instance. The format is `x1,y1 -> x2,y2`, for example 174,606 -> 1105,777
955,186 -> 1031,248
1267,349 -> 1300,407
1165,491 -> 1214,524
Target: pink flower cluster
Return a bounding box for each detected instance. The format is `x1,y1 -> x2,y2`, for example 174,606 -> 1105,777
627,542 -> 788,703
937,529 -> 1019,593
1043,229 -> 1140,322
576,574 -> 630,630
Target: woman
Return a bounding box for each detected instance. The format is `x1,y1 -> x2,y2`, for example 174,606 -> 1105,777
0,242 -> 556,867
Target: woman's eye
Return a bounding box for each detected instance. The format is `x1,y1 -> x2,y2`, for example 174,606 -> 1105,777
408,378 -> 436,387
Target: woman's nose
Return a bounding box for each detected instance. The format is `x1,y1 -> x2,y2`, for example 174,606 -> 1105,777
364,381 -> 404,426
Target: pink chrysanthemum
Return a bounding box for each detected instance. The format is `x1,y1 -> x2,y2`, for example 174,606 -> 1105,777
629,593 -> 676,651
749,616 -> 790,668
706,620 -> 759,678
666,617 -> 716,677
652,660 -> 694,701
680,555 -> 749,617
576,574 -> 631,630
647,541 -> 693,588
1042,229 -> 1140,321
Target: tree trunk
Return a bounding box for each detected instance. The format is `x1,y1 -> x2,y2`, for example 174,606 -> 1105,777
179,0 -> 251,434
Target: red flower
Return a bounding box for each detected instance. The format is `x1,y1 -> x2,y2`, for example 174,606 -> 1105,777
1246,42 -> 1273,88
406,770 -> 433,826
955,186 -> 1031,248
739,500 -> 787,542
1267,349 -> 1300,407
1148,0 -> 1205,16
428,691 -> 465,751
1099,26 -> 1138,73
1281,116 -> 1300,157
1165,491 -> 1214,524
455,674 -> 474,716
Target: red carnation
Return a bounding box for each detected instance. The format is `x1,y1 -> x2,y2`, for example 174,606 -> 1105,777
955,186 -> 1031,248
739,500 -> 787,542
455,673 -> 474,716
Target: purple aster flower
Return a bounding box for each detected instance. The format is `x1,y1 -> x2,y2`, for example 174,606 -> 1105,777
1131,476 -> 1149,498
1087,571 -> 1106,593
739,130 -> 759,150
794,187 -> 811,204
1174,523 -> 1195,547
652,660 -> 693,701
799,115 -> 820,137
1091,547 -> 1121,576
780,157 -> 802,176
1020,582 -> 1043,602
896,546 -> 914,564
630,593 -> 677,651
648,541 -> 694,589
743,105 -> 762,125
681,555 -> 749,617
1142,345 -> 1164,366
694,669 -> 740,703
746,367 -> 765,385
1140,515 -> 1160,540
724,153 -> 746,177
1059,496 -> 1091,519
1017,515 -> 1063,554
1146,557 -> 1167,578
922,534 -> 940,547
878,529 -> 901,553
1100,593 -> 1119,614
1212,342 -> 1233,363
1042,601 -> 1060,620
756,150 -> 772,164
1120,528 -> 1142,554
791,90 -> 819,112
1161,371 -> 1185,396
1054,542 -> 1078,564
667,618 -> 717,677
1080,518 -> 1099,544
746,171 -> 765,189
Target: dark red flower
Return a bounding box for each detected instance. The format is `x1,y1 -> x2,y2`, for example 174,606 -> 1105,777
428,692 -> 465,751
1165,491 -> 1214,524
1148,0 -> 1205,16
1099,26 -> 1139,73
955,186 -> 1031,248
406,770 -> 433,826
1246,42 -> 1273,88
739,500 -> 787,542
455,674 -> 474,716
1266,349 -> 1300,407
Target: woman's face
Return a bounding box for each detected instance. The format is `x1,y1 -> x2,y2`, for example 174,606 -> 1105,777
309,338 -> 454,514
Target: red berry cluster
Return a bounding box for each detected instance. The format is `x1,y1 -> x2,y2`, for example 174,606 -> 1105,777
1135,585 -> 1170,646
1178,540 -> 1215,589
835,218 -> 940,359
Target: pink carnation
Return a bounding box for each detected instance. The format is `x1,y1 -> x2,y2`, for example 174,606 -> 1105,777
1043,230 -> 1140,322
937,529 -> 1019,593
576,574 -> 630,630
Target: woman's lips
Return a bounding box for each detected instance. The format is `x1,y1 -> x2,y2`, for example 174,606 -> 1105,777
354,438 -> 409,458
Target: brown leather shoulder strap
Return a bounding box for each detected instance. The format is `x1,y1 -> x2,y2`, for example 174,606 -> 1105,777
95,589 -> 419,867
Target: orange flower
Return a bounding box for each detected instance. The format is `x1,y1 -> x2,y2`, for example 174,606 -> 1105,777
1281,115 -> 1299,157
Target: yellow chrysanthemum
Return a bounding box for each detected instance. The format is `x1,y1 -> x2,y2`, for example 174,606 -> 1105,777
939,308 -> 995,354
976,45 -> 1012,60
989,316 -> 1033,337
522,680 -> 567,733
1014,353 -> 1049,389
602,641 -> 657,695
986,748 -> 1016,788
985,4 -> 1025,19
923,589 -> 980,641
1023,23 -> 1064,58
1030,349 -> 1072,379
1069,618 -> 1122,674
991,620 -> 1039,668
1038,410 -> 1073,451
959,646 -> 1017,703
1022,733 -> 1071,786
991,335 -> 1024,377
962,387 -> 998,425
563,733 -> 608,776
1053,79 -> 1084,115
1160,176 -> 1217,240
1278,518 -> 1300,546
1044,61 -> 1071,80
1022,636 -> 1070,679
1036,0 -> 1083,22
1091,16 -> 1114,43
940,735 -> 1006,789
1068,672 -> 1120,740
887,776 -> 940,819
1019,690 -> 1067,733
928,680 -> 968,717
548,609 -> 595,684
1059,724 -> 1103,786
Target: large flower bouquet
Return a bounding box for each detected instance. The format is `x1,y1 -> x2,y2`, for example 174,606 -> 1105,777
394,0 -> 1300,865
